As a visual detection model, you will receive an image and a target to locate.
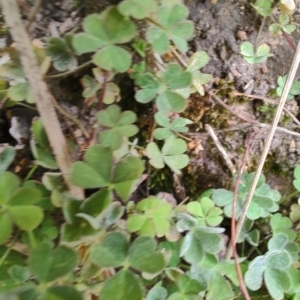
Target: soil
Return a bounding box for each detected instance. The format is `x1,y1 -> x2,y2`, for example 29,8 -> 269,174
2,0 -> 300,199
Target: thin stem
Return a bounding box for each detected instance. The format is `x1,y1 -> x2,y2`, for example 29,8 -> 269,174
24,162 -> 38,181
28,231 -> 37,249
279,190 -> 299,204
26,0 -> 43,31
45,60 -> 93,79
255,17 -> 266,50
145,17 -> 165,29
227,31 -> 300,259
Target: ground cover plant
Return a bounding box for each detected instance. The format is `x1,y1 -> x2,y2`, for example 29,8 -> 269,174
0,0 -> 300,299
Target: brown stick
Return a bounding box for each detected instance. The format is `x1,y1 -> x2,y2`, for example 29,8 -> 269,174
1,0 -> 84,199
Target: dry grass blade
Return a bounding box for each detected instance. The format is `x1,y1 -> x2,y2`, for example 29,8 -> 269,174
226,37 -> 300,259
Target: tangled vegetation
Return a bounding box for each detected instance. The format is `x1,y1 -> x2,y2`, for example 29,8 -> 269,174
0,0 -> 300,299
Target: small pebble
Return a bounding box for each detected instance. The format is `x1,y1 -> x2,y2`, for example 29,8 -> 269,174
236,30 -> 247,40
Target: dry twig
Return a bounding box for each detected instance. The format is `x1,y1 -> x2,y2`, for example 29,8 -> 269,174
226,35 -> 300,259
1,0 -> 84,199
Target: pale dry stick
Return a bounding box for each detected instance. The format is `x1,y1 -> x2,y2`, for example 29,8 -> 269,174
211,91 -> 300,138
1,0 -> 84,199
225,36 -> 300,259
233,91 -> 300,127
26,0 -> 43,31
205,124 -> 236,175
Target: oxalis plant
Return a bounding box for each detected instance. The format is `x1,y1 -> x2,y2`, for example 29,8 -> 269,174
0,1 -> 300,300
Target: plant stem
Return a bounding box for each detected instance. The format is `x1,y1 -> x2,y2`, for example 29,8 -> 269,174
145,17 -> 165,29
28,231 -> 37,249
25,162 -> 38,181
279,190 -> 299,204
255,17 -> 266,50
45,60 -> 93,79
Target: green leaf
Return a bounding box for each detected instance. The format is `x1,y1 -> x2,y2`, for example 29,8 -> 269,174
0,172 -> 20,204
9,188 -> 41,206
0,213 -> 13,244
135,73 -> 159,103
146,286 -> 167,300
72,33 -> 103,54
81,75 -> 101,98
80,189 -> 111,217
240,41 -> 255,57
0,146 -> 15,175
44,286 -> 83,300
97,105 -> 138,150
93,45 -> 132,72
206,271 -> 234,300
180,232 -> 204,264
268,233 -> 288,250
8,82 -> 34,103
146,4 -> 194,54
46,36 -> 77,72
9,205 -> 44,231
266,249 -> 292,270
127,196 -> 172,237
30,119 -> 57,169
187,51 -> 210,72
177,273 -> 202,294
72,8 -> 136,54
100,269 -> 142,300
28,242 -> 78,283
264,268 -> 291,299
156,91 -> 187,113
245,267 -> 265,291
129,236 -> 165,273
8,265 -> 31,283
90,232 -> 128,267
70,162 -> 109,188
164,63 -> 192,89
294,165 -> 300,180
162,135 -> 187,155
113,156 -> 144,201
118,0 -> 157,19
146,142 -> 164,169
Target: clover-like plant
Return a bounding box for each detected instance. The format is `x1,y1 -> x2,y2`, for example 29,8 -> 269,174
0,146 -> 15,175
30,119 -> 58,169
186,51 -> 212,96
153,112 -> 192,140
81,70 -> 120,104
176,213 -> 224,264
146,4 -> 194,54
127,196 -> 173,237
240,41 -> 273,64
96,105 -> 138,151
117,0 -> 157,20
212,172 -> 281,220
70,145 -> 144,201
72,7 -> 136,72
146,135 -> 189,174
0,172 -> 44,244
46,35 -> 78,71
269,213 -> 296,241
276,75 -> 300,99
269,15 -> 296,36
245,249 -> 293,299
90,232 -> 165,300
237,218 -> 260,246
186,196 -> 223,227
251,0 -> 272,17
135,63 -> 192,113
